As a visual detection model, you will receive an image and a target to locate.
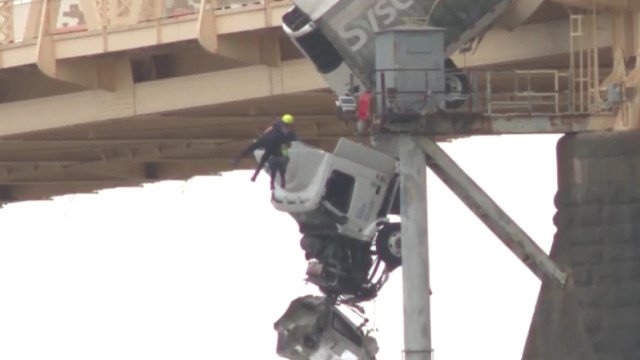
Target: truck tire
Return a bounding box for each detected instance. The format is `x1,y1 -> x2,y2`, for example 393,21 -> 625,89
445,58 -> 470,109
375,223 -> 401,268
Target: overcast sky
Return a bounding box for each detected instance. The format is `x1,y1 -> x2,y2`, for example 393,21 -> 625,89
0,134 -> 560,360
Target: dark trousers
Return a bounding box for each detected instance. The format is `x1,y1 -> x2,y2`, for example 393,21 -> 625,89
237,137 -> 287,183
251,149 -> 279,182
268,155 -> 289,189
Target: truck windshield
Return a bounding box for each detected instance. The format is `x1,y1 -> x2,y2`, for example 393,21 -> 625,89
324,170 -> 355,214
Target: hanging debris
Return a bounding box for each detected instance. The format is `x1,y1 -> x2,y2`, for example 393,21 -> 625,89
274,295 -> 379,360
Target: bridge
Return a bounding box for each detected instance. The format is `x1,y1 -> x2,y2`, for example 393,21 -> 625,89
0,0 -> 631,205
3,1 -> 640,359
0,0 -> 351,204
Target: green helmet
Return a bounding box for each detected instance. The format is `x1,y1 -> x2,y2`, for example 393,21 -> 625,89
282,114 -> 294,124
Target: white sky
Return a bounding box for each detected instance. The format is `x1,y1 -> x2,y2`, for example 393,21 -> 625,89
0,134 -> 560,360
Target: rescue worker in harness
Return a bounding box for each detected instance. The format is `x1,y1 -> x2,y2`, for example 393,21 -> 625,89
232,114 -> 297,187
267,144 -> 290,190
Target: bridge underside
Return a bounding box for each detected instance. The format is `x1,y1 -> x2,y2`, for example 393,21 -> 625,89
0,0 -> 630,204
0,99 -> 351,204
0,1 -> 355,204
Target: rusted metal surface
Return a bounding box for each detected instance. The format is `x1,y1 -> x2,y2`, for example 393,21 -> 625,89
382,113 -> 615,136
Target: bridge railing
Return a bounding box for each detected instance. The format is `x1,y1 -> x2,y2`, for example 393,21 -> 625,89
480,69 -> 571,115
373,67 -> 614,119
0,0 -> 291,48
472,69 -> 614,116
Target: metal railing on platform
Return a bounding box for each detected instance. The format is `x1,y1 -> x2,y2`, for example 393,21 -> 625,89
481,69 -> 570,116
372,67 -> 614,120
474,68 -> 614,116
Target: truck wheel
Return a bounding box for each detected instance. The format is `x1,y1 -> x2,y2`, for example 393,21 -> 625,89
445,58 -> 470,109
375,223 -> 401,268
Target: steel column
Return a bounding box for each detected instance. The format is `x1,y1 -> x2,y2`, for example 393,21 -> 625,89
398,136 -> 432,360
416,137 -> 567,287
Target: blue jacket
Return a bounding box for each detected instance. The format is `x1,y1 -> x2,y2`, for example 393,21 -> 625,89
261,120 -> 297,153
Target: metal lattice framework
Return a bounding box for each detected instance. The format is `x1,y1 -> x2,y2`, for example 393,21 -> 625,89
91,0 -> 110,26
139,0 -> 161,21
0,0 -> 14,45
114,0 -> 132,17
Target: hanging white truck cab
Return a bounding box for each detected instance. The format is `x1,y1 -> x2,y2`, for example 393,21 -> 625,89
270,138 -> 398,241
255,138 -> 401,302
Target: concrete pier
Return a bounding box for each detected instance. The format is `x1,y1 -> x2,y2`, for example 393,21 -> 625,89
524,131 -> 640,360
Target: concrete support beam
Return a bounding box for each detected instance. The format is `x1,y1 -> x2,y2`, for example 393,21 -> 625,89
259,30 -> 282,67
0,135 -> 344,163
387,114 -> 617,136
197,0 -> 218,54
0,59 -> 324,137
496,0 -> 545,31
216,34 -> 262,64
36,1 -> 133,90
416,137 -> 567,286
197,2 -> 281,66
398,136 -> 432,360
134,61 -> 323,114
23,1 -> 43,41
